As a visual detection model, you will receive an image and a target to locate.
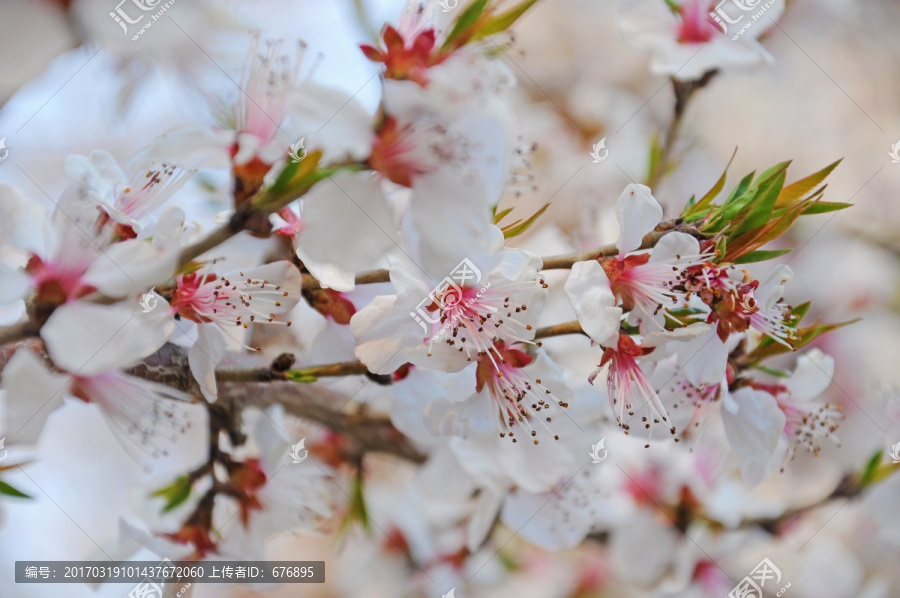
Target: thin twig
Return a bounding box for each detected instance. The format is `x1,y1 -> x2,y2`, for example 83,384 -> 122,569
0,320 -> 36,346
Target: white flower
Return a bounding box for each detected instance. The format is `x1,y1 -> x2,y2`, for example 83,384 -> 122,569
617,0 -> 782,81
721,350 -> 841,486
721,387 -> 786,486
64,149 -> 194,236
170,261 -> 303,336
1,301 -> 188,460
745,264 -> 794,347
115,405 -> 336,561
168,260 -> 303,401
0,183 -> 186,305
564,260 -> 622,346
352,227 -> 546,375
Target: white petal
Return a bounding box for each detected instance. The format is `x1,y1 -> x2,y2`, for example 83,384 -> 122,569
785,349 -> 834,402
0,263 -> 33,305
467,489 -> 504,553
721,388 -> 786,487
564,260 -> 622,345
133,125 -> 233,170
0,184 -> 46,254
350,295 -> 421,374
678,328 -> 730,387
405,171 -> 497,276
189,325 -> 227,402
82,236 -> 181,297
500,489 -> 589,551
289,82 -> 374,162
648,231 -> 700,263
295,172 -> 398,292
0,349 -> 69,444
41,301 -> 173,375
615,183 -> 662,256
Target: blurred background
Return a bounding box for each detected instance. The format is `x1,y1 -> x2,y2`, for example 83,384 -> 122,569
2,0 -> 900,596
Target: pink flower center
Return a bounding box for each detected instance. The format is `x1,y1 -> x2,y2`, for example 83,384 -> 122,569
677,0 -> 720,44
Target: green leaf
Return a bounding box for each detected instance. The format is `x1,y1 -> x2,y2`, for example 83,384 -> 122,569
683,148 -> 737,221
0,480 -> 32,499
340,472 -> 371,534
725,171 -> 756,205
733,248 -> 792,264
790,301 -> 811,322
744,317 -> 860,364
647,133 -> 663,186
858,450 -> 884,488
493,206 -> 514,224
151,475 -> 192,513
472,0 -> 539,41
754,365 -> 791,378
730,163 -> 789,237
801,200 -> 853,215
502,204 -> 550,238
776,159 -> 842,207
442,0 -> 489,49
722,196 -> 808,262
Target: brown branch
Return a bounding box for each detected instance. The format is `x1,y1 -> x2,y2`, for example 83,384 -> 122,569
541,219 -> 696,270
128,344 -> 424,463
534,320 -> 585,339
213,322 -> 587,384
290,361 -> 371,378
647,70 -> 718,189
299,219 -> 699,291
219,381 -> 426,463
0,320 -> 37,347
